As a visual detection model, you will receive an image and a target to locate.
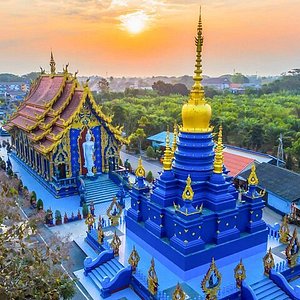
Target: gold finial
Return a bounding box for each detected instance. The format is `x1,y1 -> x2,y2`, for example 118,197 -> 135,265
201,257 -> 222,299
279,215 -> 290,244
213,125 -> 224,174
172,122 -> 178,156
285,228 -> 300,267
148,258 -> 158,295
248,165 -> 259,186
263,248 -> 274,276
182,175 -> 194,201
50,51 -> 56,74
106,196 -> 122,226
172,283 -> 185,300
110,230 -> 121,256
192,6 -> 205,104
128,246 -> 140,273
181,8 -> 212,133
135,157 -> 146,177
234,259 -> 246,289
163,128 -> 173,170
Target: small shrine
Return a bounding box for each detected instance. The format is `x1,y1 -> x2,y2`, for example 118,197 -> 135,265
4,53 -> 125,197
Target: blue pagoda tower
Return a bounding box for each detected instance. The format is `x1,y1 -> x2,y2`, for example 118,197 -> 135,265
126,13 -> 268,273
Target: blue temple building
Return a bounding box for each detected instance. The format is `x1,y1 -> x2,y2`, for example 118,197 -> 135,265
4,54 -> 126,197
126,13 -> 268,273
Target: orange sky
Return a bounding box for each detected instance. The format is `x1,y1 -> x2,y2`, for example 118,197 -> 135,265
1,0 -> 300,77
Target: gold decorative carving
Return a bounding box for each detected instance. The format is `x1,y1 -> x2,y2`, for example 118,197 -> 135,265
147,258 -> 158,295
279,215 -> 290,244
248,165 -> 259,186
135,157 -> 146,177
172,283 -> 185,300
201,257 -> 221,300
234,259 -> 246,288
106,197 -> 122,226
110,231 -> 121,256
285,228 -> 300,268
182,175 -> 194,201
263,248 -> 274,276
128,246 -> 140,273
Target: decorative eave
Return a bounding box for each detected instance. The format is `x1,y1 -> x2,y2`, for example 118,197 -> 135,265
88,89 -> 128,144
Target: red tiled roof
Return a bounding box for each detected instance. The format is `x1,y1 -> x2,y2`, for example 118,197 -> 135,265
26,76 -> 65,107
5,71 -> 125,154
223,152 -> 254,177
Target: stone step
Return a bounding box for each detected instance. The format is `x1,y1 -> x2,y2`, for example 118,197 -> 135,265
273,294 -> 291,300
102,262 -> 117,277
89,271 -> 103,291
256,285 -> 281,299
251,277 -> 270,289
258,289 -> 287,300
252,280 -> 276,294
106,260 -> 121,273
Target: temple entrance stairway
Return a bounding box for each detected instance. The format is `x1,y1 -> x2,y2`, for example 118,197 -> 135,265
84,249 -> 132,298
250,278 -> 292,300
83,175 -> 120,205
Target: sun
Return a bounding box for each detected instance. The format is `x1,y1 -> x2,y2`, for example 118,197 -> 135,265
120,11 -> 149,34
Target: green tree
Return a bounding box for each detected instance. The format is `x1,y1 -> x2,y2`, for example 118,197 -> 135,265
129,128 -> 146,154
231,73 -> 249,84
146,146 -> 155,159
0,170 -> 75,299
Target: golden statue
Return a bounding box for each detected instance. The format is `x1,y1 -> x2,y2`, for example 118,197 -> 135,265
128,246 -> 140,273
234,259 -> 246,288
148,258 -> 158,295
97,226 -> 105,244
85,213 -> 95,232
110,230 -> 121,256
285,228 -> 300,267
263,248 -> 275,276
106,196 -> 122,226
201,257 -> 222,300
279,215 -> 290,244
172,283 -> 185,300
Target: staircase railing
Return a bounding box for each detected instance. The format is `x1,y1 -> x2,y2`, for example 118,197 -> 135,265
109,170 -> 131,190
241,281 -> 257,300
84,249 -> 114,275
100,266 -> 132,298
270,269 -> 300,300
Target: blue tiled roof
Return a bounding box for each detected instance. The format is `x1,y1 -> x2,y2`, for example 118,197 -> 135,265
147,131 -> 175,147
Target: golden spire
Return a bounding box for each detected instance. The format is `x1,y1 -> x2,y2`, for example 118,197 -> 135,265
181,8 -> 212,133
248,165 -> 259,186
50,51 -> 56,74
182,175 -> 194,201
172,122 -> 178,156
213,125 -> 224,173
135,157 -> 146,177
163,128 -> 173,170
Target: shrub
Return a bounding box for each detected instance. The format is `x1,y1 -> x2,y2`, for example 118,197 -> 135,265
37,199 -> 43,211
146,171 -> 154,183
82,203 -> 89,218
146,146 -> 155,159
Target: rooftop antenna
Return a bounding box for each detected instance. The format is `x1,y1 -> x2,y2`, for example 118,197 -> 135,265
277,133 -> 284,167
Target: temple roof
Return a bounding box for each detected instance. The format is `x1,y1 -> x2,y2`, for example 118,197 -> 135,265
240,162 -> 300,202
4,72 -> 126,154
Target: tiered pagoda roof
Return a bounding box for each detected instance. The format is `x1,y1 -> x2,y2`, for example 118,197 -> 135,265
5,55 -> 125,154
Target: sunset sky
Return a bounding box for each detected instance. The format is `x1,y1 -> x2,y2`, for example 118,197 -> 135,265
1,0 -> 300,77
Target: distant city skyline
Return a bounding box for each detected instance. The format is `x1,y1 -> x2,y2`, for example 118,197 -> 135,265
1,0 -> 300,77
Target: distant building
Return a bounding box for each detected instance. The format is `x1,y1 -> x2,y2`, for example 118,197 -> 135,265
239,163 -> 300,215
202,77 -> 230,90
